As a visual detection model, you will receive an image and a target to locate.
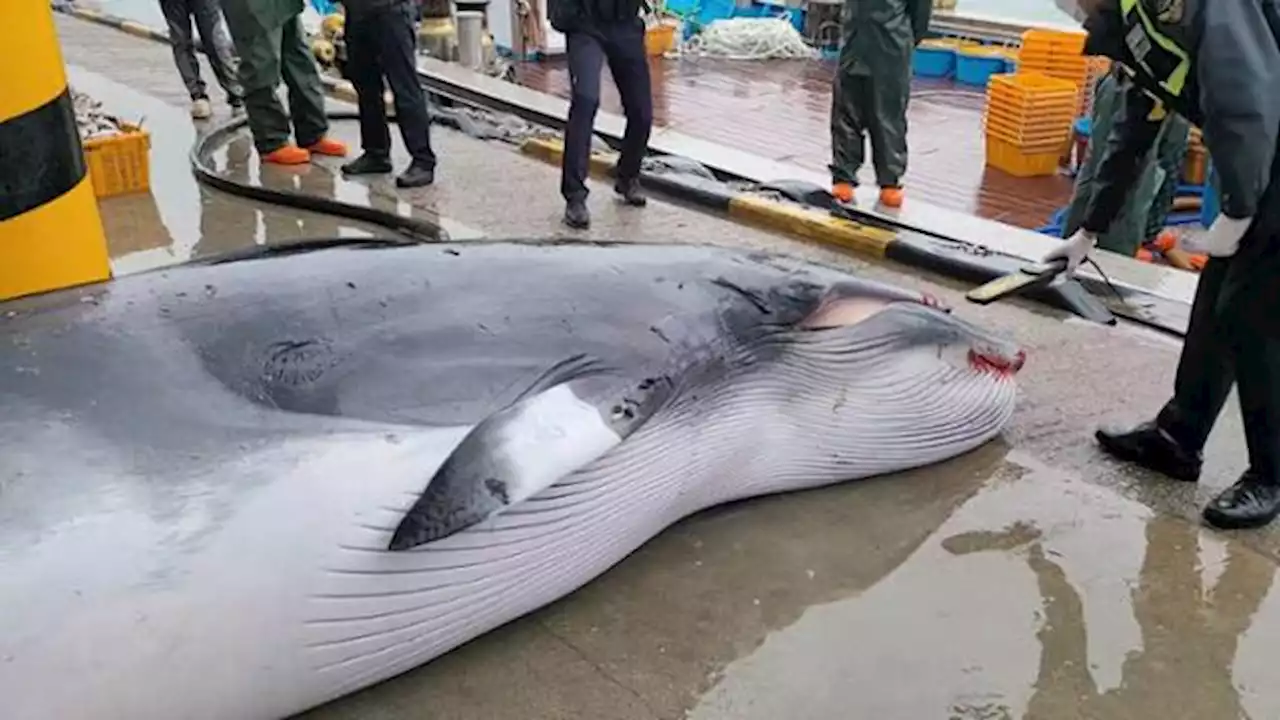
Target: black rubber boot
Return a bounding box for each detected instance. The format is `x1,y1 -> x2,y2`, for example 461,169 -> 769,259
564,200 -> 590,229
396,162 -> 435,188
614,178 -> 647,207
1095,419 -> 1202,482
341,154 -> 393,176
1203,472 -> 1280,530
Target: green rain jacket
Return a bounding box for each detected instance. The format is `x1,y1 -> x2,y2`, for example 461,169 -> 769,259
219,0 -> 304,44
839,0 -> 933,75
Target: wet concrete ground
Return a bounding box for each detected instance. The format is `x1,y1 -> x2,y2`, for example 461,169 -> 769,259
47,15 -> 1280,719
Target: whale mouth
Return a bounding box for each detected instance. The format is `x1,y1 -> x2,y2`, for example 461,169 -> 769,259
968,347 -> 1026,376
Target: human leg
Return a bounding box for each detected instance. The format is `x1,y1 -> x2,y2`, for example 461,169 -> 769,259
561,30 -> 606,227
865,59 -> 910,206
279,15 -> 340,153
341,10 -> 393,171
190,0 -> 244,107
1096,257 -> 1235,482
159,0 -> 209,116
603,18 -> 652,206
378,1 -> 437,185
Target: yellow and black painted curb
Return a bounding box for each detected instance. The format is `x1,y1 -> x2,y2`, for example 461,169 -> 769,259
1,3 -> 111,301
521,137 -> 895,261
517,137 -> 1170,329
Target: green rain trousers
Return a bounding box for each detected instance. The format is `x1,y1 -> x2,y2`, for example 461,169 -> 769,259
1063,72 -> 1191,257
218,0 -> 329,153
828,0 -> 930,188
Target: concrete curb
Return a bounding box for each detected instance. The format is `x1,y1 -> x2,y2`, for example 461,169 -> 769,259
515,137 -> 1194,331
518,137 -> 896,260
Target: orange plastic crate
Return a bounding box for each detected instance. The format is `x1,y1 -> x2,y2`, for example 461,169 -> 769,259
1020,28 -> 1086,52
983,124 -> 1075,151
988,71 -> 1079,96
984,113 -> 1074,145
985,136 -> 1061,177
82,123 -> 151,199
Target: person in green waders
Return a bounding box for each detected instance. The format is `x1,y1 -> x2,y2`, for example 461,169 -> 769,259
218,0 -> 349,164
828,0 -> 932,210
1046,0 -> 1280,530
1061,64 -> 1191,258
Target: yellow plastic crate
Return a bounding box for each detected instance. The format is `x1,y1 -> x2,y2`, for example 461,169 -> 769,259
644,21 -> 676,56
1020,28 -> 1086,53
983,112 -> 1074,146
82,123 -> 151,199
984,126 -> 1072,153
985,136 -> 1061,177
988,71 -> 1079,96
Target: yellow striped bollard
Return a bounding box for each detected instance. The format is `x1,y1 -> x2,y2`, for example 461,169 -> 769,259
1,3 -> 111,301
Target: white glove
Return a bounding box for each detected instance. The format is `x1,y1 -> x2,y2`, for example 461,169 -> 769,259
1041,229 -> 1096,275
1200,214 -> 1252,258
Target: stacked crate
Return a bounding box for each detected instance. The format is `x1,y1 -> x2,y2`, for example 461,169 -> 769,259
1017,29 -> 1088,84
983,72 -> 1080,177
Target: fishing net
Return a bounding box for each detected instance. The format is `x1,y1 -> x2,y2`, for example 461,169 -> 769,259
679,17 -> 818,60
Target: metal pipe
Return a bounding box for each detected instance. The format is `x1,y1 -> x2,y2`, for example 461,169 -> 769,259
456,11 -> 485,70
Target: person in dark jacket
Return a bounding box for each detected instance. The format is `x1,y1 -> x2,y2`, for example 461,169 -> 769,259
1045,0 -> 1280,529
337,0 -> 437,188
548,0 -> 653,229
828,0 -> 931,210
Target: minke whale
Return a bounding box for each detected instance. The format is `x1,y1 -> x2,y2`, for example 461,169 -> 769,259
0,239 -> 1024,719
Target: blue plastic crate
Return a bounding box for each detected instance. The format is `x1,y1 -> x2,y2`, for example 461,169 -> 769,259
912,46 -> 956,78
1201,162 -> 1220,227
955,51 -> 1006,86
666,0 -> 736,30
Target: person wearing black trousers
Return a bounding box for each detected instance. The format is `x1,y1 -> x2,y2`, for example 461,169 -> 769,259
548,0 -> 653,229
337,0 -> 437,188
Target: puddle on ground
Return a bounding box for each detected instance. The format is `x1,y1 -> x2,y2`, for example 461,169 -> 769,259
63,67 -> 483,277
687,451 -> 1280,720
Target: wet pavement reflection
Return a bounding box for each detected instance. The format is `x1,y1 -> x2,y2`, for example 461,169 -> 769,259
65,67 -> 447,274
516,59 -> 1074,230
688,453 -> 1278,720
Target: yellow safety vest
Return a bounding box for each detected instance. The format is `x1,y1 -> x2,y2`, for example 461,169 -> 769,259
1118,0 -> 1192,97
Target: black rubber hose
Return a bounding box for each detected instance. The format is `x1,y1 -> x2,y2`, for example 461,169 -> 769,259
190,111 -> 448,244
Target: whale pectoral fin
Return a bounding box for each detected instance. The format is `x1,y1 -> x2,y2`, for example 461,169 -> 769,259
388,370 -> 670,551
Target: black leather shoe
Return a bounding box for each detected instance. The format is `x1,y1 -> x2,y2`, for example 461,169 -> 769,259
395,163 -> 435,188
1203,472 -> 1280,530
614,179 -> 647,207
341,154 -> 393,176
1095,420 -> 1202,482
564,200 -> 590,229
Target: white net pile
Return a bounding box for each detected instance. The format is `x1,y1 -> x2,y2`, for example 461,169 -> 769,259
678,17 -> 818,60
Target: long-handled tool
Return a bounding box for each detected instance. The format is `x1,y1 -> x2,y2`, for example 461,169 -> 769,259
966,258 -> 1069,304
965,257 -> 1118,325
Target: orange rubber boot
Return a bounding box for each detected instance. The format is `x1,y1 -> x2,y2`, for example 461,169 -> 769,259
262,145 -> 311,165
1151,229 -> 1177,253
878,186 -> 904,208
306,137 -> 349,157
832,182 -> 856,205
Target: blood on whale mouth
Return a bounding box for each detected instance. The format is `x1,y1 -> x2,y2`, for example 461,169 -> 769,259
968,347 -> 1026,376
